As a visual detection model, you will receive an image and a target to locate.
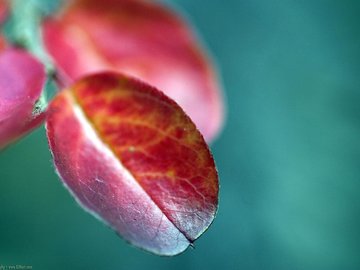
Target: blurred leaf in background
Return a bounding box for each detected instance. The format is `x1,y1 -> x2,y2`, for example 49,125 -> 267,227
0,0 -> 359,269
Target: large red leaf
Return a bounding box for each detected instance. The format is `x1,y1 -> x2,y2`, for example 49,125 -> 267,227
46,72 -> 219,255
0,48 -> 46,149
43,0 -> 224,142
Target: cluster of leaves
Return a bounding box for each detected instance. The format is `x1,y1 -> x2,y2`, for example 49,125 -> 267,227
0,0 -> 224,255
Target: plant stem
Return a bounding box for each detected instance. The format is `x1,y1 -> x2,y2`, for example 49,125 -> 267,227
10,0 -> 60,110
11,0 -> 54,74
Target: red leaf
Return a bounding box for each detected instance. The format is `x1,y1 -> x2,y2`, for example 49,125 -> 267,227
43,0 -> 224,142
46,72 -> 219,255
0,48 -> 46,149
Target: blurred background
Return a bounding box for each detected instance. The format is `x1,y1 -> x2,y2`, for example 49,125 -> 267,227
1,0 -> 359,269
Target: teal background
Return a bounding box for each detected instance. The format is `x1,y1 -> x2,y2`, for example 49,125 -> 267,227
1,0 -> 360,269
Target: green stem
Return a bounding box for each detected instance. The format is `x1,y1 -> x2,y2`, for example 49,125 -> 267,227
9,0 -> 60,111
11,0 -> 54,74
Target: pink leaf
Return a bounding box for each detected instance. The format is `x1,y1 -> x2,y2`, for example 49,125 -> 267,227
0,48 -> 46,148
43,0 -> 225,142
